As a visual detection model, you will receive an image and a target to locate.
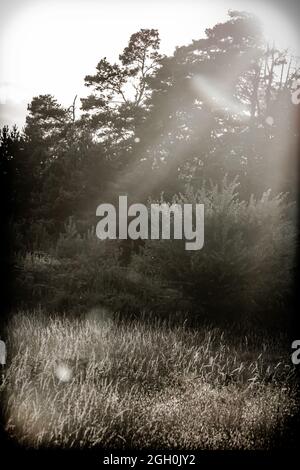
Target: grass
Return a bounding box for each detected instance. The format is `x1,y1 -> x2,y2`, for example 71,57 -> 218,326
1,309 -> 298,449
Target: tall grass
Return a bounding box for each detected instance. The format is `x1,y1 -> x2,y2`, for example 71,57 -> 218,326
1,310 -> 298,449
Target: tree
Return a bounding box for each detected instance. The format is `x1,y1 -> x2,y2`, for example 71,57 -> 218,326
129,11 -> 299,199
81,29 -> 162,146
25,94 -> 70,148
0,125 -> 33,218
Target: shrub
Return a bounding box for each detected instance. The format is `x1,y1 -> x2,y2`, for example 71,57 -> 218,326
131,177 -> 297,326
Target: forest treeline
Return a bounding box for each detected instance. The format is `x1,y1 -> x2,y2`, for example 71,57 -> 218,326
1,11 -> 299,327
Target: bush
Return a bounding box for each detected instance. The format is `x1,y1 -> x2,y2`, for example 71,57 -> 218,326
12,180 -> 296,326
13,218 -> 162,315
131,177 -> 297,326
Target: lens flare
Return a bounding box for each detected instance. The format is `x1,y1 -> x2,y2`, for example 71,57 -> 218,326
55,363 -> 72,382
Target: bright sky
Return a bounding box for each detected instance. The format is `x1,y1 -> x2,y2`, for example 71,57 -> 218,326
0,0 -> 299,128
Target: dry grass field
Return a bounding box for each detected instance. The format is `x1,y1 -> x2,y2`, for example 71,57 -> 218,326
1,309 -> 298,449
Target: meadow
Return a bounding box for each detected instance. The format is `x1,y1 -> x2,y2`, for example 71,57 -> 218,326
1,309 -> 298,449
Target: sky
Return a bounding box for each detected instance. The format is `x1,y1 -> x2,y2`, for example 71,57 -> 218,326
1,0 -> 299,128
